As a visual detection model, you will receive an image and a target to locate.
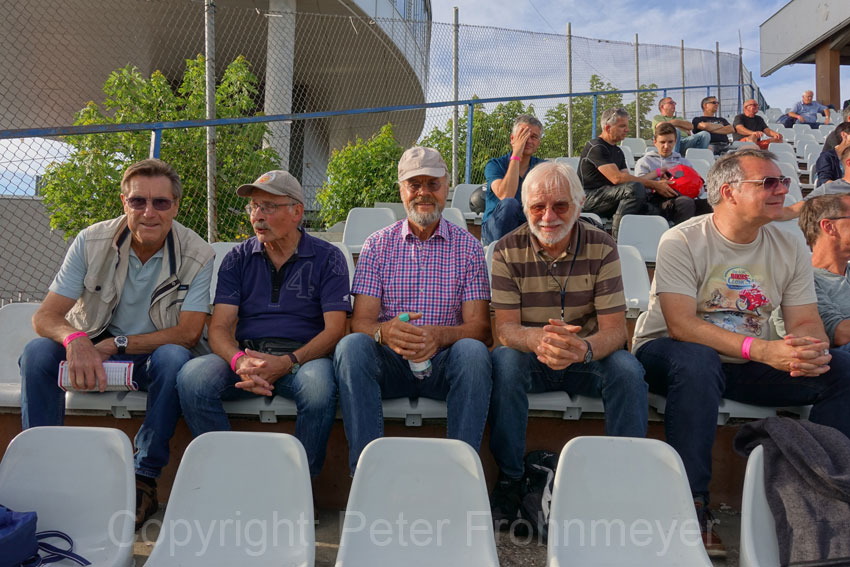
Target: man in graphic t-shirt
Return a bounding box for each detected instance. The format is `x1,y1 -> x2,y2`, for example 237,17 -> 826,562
631,148 -> 850,557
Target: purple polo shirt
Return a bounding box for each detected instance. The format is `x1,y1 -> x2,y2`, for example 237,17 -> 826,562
214,229 -> 351,343
352,218 -> 490,327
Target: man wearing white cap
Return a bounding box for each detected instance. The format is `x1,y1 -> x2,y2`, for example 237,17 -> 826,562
334,147 -> 493,475
177,170 -> 351,478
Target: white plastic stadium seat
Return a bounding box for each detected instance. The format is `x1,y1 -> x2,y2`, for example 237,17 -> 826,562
373,201 -> 406,221
688,158 -> 711,179
621,137 -> 647,158
343,207 -> 397,254
0,302 -> 40,408
336,438 -> 498,567
548,437 -> 712,566
740,445 -> 781,567
209,241 -> 239,303
0,427 -> 135,567
450,183 -> 483,221
618,245 -> 651,316
685,147 -> 715,164
620,144 -> 636,171
332,241 -> 356,288
616,215 -> 669,263
441,207 -> 468,230
554,156 -> 580,170
146,432 -> 314,566
485,241 -> 497,286
580,212 -> 603,225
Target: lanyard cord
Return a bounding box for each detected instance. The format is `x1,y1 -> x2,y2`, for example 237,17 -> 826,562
545,223 -> 581,321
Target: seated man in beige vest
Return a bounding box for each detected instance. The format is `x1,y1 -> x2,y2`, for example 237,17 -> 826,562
19,159 -> 214,528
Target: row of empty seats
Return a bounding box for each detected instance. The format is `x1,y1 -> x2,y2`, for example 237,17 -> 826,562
0,427 -> 781,566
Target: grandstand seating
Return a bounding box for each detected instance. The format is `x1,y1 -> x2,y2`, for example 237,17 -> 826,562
441,206 -> 468,230
618,244 -> 651,317
739,445 -> 780,567
0,302 -> 39,408
449,183 -> 484,222
685,147 -> 715,164
620,144 -> 636,172
616,214 -> 669,263
689,158 -> 711,179
554,156 -> 580,170
342,207 -> 396,254
373,201 -> 406,220
621,137 -> 647,159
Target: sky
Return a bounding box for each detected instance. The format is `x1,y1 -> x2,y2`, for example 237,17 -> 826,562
428,0 -> 849,112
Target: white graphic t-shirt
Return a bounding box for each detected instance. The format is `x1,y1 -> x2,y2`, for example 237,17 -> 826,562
632,214 -> 816,363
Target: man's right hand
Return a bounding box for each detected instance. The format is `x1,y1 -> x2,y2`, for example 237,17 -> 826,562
650,179 -> 678,199
65,338 -> 107,392
759,336 -> 831,377
382,313 -> 427,358
510,125 -> 531,158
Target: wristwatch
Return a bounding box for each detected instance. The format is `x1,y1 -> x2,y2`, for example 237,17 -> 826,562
374,323 -> 383,345
114,335 -> 128,355
286,352 -> 301,374
583,340 -> 593,364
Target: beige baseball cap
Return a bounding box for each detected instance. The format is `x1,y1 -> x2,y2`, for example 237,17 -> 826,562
398,147 -> 447,182
236,170 -> 304,204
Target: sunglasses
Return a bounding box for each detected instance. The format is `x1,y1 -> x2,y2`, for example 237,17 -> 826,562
126,197 -> 175,211
738,176 -> 791,191
528,202 -> 571,216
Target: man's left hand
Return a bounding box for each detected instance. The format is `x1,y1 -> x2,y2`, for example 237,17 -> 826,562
535,319 -> 586,370
407,325 -> 441,363
93,339 -> 117,362
234,349 -> 292,395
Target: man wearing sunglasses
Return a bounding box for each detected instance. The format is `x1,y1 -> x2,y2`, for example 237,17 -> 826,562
733,99 -> 783,143
652,96 -> 711,155
177,170 -> 350,482
692,96 -> 734,155
633,149 -> 850,556
19,159 -> 215,528
487,161 -> 647,530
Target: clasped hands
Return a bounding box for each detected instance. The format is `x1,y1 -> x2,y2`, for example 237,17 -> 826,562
773,335 -> 831,378
528,318 -> 589,371
382,313 -> 439,363
234,349 -> 294,396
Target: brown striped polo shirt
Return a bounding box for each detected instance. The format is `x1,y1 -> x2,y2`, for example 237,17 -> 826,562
491,220 -> 625,338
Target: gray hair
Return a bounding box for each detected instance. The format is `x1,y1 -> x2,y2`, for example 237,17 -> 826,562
512,114 -> 543,135
842,106 -> 850,122
521,161 -> 585,212
121,158 -> 182,199
600,107 -> 629,129
799,194 -> 850,248
706,148 -> 777,206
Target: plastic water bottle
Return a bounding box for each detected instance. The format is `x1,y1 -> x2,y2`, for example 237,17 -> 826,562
398,312 -> 431,379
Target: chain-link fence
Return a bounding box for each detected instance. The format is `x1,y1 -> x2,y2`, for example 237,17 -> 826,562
0,0 -> 761,304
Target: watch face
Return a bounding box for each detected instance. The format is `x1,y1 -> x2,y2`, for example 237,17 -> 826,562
291,363 -> 301,374
115,336 -> 128,347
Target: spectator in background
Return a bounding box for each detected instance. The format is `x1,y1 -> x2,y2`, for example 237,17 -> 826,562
733,100 -> 783,143
634,123 -> 713,223
652,96 -> 711,154
692,96 -> 734,154
578,108 -> 677,237
800,194 -> 850,352
481,114 -> 545,244
823,106 -> 850,153
789,90 -> 831,128
814,122 -> 850,186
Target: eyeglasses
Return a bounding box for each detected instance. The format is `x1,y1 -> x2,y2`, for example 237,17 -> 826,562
738,176 -> 791,191
528,202 -> 572,216
706,100 -> 719,105
127,197 -> 175,211
403,180 -> 443,193
825,216 -> 850,221
245,201 -> 298,215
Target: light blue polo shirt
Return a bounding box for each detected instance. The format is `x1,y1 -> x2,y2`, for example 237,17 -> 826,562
50,230 -> 213,336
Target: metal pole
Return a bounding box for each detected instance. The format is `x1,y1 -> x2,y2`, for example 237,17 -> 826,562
716,41 -> 721,114
680,39 -> 686,117
567,22 -> 573,156
451,7 -> 459,188
204,0 -> 217,242
634,33 -> 639,138
591,94 -> 598,139
464,103 -> 473,184
149,130 -> 162,159
738,31 -> 743,114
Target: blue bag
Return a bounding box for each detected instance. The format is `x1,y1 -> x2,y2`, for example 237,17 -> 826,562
0,505 -> 90,567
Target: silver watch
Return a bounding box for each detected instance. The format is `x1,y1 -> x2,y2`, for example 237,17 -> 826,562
583,340 -> 593,364
114,335 -> 128,355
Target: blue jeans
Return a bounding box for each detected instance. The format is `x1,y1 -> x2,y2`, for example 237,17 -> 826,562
19,337 -> 190,479
482,198 -> 525,245
334,333 -> 492,474
636,338 -> 850,502
676,130 -> 711,154
489,346 -> 648,479
176,353 -> 336,477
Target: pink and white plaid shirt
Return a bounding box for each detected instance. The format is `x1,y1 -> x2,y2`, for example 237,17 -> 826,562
352,218 -> 490,327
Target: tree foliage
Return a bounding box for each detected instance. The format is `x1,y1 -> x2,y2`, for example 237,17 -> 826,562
316,123 -> 405,227
40,55 -> 280,240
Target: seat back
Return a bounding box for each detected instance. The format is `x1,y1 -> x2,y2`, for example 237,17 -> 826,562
616,215 -> 669,263
449,184 -> 481,213
0,427 -> 135,567
484,241 -> 497,286
343,208 -> 397,252
554,156 -> 581,170
684,147 -> 715,164
441,207 -> 468,230
688,158 -> 711,179
209,241 -> 239,303
620,144 -> 635,171
146,431 -> 314,566
336,437 -> 498,567
332,241 -> 356,288
740,445 -> 781,567
0,302 -> 40,390
618,245 -> 650,313
373,201 -> 406,220
548,437 -> 712,566
621,138 -> 647,158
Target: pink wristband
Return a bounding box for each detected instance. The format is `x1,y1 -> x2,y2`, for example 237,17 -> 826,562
62,331 -> 88,348
741,336 -> 754,360
230,350 -> 247,372
509,155 -> 521,161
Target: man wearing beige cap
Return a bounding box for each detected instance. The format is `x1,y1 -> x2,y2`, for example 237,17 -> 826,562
177,169 -> 351,478
334,146 -> 493,475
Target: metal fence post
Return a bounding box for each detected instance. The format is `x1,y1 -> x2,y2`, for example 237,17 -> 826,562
591,94 -> 598,139
451,7 -> 459,187
716,41 -> 721,114
149,130 -> 162,159
204,0 -> 217,243
680,39 -> 685,117
634,33 -> 639,138
567,22 -> 573,156
464,103 -> 473,184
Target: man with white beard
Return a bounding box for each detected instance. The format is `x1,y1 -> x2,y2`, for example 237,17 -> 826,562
334,146 -> 493,476
486,161 -> 648,528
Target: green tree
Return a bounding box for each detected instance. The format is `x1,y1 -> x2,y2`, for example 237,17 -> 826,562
420,99 -> 534,185
40,55 -> 280,240
624,83 -> 659,140
316,123 -> 404,227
